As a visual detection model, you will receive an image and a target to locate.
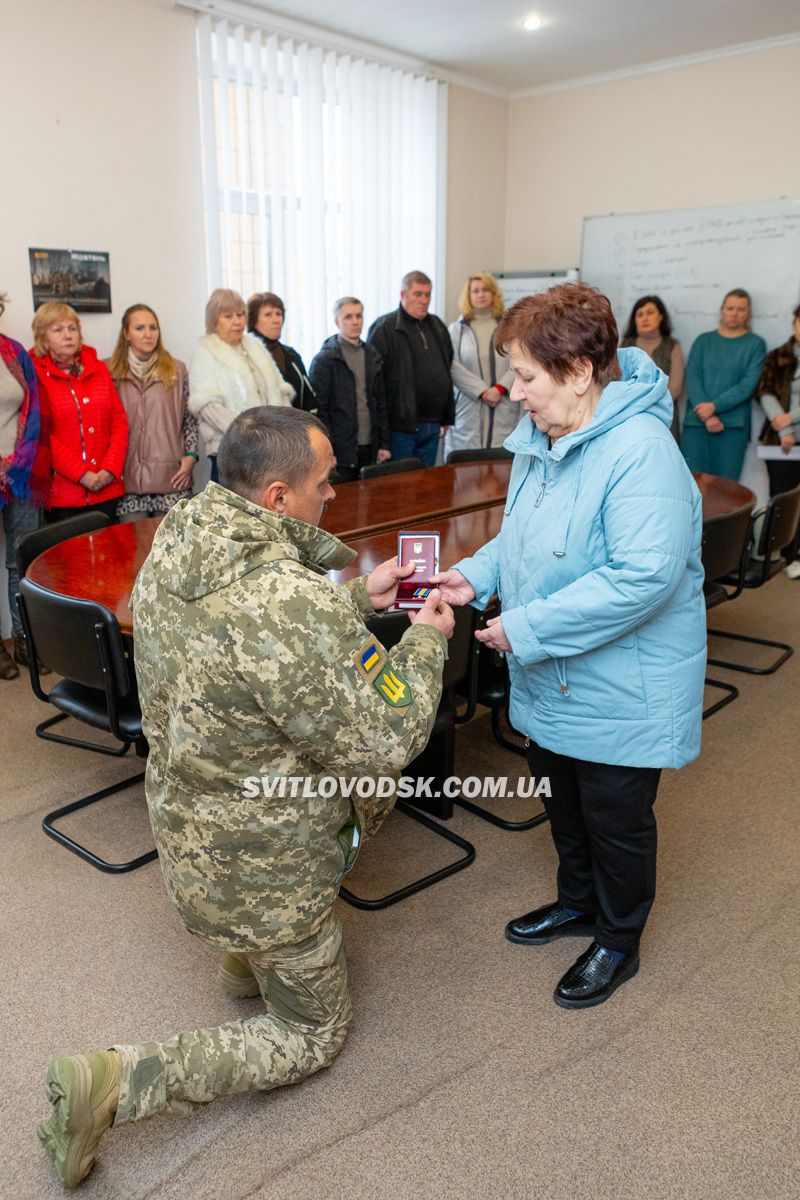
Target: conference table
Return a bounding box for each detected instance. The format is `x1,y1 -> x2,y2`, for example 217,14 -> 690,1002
26,467 -> 755,635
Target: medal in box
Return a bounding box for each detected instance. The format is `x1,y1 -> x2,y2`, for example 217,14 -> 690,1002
395,531 -> 440,609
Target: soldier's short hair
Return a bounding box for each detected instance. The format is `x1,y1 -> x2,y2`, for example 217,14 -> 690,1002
218,407 -> 328,500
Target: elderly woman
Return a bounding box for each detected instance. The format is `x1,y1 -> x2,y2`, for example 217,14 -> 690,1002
444,272 -> 517,459
247,291 -> 316,412
107,304 -> 197,520
0,293 -> 50,678
755,303 -> 800,576
620,294 -> 684,441
30,303 -> 128,525
189,289 -> 294,481
433,283 -> 705,1009
681,288 -> 766,481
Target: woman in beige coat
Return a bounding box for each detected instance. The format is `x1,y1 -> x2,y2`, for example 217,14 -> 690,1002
107,303 -> 197,520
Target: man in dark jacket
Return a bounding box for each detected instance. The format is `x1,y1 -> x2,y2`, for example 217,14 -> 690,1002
310,297 -> 391,481
367,271 -> 454,468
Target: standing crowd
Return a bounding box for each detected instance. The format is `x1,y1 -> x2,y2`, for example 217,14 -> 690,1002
2,272 -> 799,682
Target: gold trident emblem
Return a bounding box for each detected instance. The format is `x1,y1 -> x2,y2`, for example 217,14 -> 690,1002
379,670 -> 407,704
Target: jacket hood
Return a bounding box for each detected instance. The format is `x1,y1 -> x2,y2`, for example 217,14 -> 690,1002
149,481 -> 355,602
505,347 -> 671,460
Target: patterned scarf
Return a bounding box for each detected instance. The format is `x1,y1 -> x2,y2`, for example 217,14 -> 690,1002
127,347 -> 160,382
0,334 -> 50,507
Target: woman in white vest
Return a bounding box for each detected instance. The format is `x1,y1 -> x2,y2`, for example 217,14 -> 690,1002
107,303 -> 197,520
444,273 -> 519,459
189,289 -> 294,481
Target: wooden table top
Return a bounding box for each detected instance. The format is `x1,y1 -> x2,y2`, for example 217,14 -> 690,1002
322,461 -> 512,539
26,469 -> 755,636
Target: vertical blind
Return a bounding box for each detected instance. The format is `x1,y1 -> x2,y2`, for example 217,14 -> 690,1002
196,15 -> 447,361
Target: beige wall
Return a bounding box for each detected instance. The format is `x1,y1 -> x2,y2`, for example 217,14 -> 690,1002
504,41 -> 800,271
444,86 -> 508,321
1,0 -> 205,362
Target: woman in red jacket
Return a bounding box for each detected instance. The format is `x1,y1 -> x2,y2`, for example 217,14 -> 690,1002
31,303 -> 128,523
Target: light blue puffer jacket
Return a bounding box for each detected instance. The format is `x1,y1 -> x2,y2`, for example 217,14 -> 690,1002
454,348 -> 706,769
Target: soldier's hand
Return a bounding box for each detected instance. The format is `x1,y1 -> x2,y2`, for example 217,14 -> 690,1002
366,556 -> 415,610
409,589 -> 455,639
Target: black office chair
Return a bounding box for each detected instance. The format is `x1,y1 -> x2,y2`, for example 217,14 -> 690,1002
707,484 -> 800,675
17,578 -> 157,873
452,606 -> 547,831
699,500 -> 754,718
446,448 -> 513,465
360,457 -> 423,480
339,606 -> 476,910
15,510 -> 111,580
17,512 -> 124,754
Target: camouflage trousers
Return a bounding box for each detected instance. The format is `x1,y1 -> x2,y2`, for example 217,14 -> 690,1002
112,912 -> 351,1124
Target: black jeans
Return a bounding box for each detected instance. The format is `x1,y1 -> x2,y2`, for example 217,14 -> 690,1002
527,740 -> 661,954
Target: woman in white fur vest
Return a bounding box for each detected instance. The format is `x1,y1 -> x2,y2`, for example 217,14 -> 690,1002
189,288 -> 294,481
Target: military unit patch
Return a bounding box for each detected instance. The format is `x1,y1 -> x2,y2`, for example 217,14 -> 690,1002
373,664 -> 412,708
354,638 -> 386,681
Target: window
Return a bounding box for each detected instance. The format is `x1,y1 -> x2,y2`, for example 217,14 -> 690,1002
196,16 -> 447,362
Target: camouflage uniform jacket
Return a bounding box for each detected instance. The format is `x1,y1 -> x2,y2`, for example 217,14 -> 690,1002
131,481 -> 446,952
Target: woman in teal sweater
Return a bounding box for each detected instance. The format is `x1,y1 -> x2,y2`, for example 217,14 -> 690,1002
680,288 -> 766,480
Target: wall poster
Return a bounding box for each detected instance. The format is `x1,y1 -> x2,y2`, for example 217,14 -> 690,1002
29,247 -> 112,313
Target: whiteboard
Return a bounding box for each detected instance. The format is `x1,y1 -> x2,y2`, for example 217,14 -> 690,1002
580,200 -> 800,352
493,268 -> 579,309
580,199 -> 800,503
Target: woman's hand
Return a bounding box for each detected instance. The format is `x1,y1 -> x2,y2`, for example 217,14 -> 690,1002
481,387 -> 501,408
694,401 -> 716,421
780,433 -> 797,453
428,569 -> 475,606
170,456 -> 196,491
79,470 -> 100,491
771,412 -> 793,432
474,615 -> 512,653
365,556 -> 414,610
705,415 -> 725,434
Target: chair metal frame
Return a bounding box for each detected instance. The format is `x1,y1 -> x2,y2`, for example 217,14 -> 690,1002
700,501 -> 753,719
452,607 -> 546,831
16,513 -> 126,755
17,580 -> 157,874
707,486 -> 800,676
339,607 -> 476,909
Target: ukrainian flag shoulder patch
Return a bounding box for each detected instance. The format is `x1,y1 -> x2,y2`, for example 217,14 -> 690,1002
373,664 -> 412,708
354,637 -> 386,681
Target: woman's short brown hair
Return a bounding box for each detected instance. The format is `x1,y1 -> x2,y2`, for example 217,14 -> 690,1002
495,283 -> 621,389
246,291 -> 285,332
31,302 -> 83,358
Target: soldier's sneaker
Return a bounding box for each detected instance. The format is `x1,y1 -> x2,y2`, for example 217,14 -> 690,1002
37,1050 -> 119,1188
218,950 -> 260,998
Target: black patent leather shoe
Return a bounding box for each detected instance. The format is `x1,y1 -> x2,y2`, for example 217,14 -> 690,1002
505,900 -> 595,945
554,942 -> 639,1008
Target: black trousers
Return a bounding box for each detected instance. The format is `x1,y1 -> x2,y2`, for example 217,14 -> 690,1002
527,740 -> 661,954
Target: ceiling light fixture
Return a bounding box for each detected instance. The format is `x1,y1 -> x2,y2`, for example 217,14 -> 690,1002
523,15 -> 543,32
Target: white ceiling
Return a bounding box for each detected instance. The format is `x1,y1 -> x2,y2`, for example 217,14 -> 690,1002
235,0 -> 800,93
